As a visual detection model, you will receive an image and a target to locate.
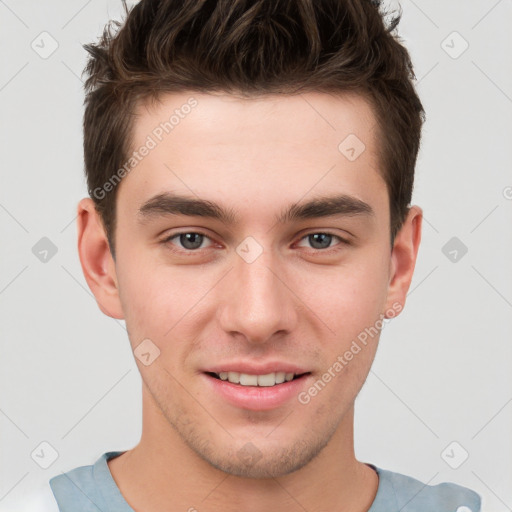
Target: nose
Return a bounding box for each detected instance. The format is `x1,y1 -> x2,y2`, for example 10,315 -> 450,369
217,246 -> 298,344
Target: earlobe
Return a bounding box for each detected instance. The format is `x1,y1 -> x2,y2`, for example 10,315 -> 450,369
77,198 -> 124,319
384,205 -> 423,317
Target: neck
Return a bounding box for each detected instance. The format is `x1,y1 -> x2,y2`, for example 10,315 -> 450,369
108,385 -> 378,512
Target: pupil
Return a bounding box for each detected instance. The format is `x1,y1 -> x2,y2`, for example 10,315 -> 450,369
181,233 -> 203,250
310,233 -> 331,249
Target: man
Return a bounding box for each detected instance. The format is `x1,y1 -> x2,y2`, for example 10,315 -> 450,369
46,0 -> 482,510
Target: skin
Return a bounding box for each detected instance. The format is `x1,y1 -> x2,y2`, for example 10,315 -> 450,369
77,91 -> 422,512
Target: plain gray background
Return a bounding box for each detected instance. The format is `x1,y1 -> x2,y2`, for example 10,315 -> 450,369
1,0 -> 511,510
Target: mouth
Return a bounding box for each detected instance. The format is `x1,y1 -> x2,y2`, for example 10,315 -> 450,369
202,363 -> 313,410
205,371 -> 310,387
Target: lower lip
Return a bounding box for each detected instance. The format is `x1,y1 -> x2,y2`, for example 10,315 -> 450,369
203,373 -> 311,411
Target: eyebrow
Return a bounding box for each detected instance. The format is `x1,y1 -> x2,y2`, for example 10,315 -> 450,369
137,192 -> 374,225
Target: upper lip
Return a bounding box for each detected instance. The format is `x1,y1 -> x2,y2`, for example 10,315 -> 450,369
204,361 -> 310,375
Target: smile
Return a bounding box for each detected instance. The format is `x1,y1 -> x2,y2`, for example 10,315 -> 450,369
208,371 -> 308,387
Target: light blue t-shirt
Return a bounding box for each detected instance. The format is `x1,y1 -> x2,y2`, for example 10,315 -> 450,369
49,451 -> 481,511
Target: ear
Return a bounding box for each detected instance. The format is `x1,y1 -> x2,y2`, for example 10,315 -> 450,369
383,205 -> 422,317
77,197 -> 124,319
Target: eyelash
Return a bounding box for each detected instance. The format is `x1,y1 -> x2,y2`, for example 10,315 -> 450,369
160,230 -> 350,255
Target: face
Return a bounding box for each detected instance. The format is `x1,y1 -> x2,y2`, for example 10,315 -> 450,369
83,91 -> 419,478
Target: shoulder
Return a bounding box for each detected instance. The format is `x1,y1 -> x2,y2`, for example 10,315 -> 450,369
49,461 -> 98,501
372,465 -> 482,512
47,451 -> 127,511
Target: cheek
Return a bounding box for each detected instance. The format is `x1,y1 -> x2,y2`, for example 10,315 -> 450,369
296,255 -> 390,340
115,250 -> 174,343
115,254 -> 213,368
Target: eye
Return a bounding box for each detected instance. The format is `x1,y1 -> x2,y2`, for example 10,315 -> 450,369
160,230 -> 349,254
296,232 -> 348,250
162,231 -> 213,252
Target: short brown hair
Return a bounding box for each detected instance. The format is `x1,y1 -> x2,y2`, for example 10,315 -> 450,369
82,0 -> 424,257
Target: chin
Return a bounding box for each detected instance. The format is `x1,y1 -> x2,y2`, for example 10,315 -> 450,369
184,428 -> 336,479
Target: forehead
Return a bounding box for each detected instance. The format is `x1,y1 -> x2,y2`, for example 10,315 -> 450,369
133,90 -> 378,154
118,90 -> 387,225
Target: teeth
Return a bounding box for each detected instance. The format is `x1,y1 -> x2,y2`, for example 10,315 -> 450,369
215,371 -> 300,386
257,373 -> 276,387
239,373 -> 258,386
227,371 -> 240,383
